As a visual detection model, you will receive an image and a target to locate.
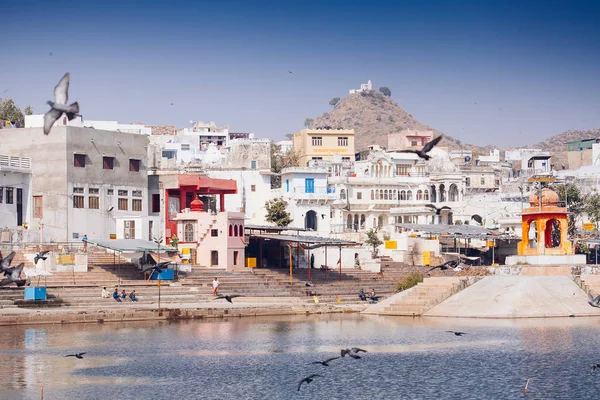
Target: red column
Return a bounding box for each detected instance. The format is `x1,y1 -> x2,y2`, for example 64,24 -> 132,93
220,193 -> 225,212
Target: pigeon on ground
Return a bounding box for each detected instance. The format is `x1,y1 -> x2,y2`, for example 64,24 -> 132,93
0,251 -> 15,273
0,263 -> 27,287
44,73 -> 80,135
215,294 -> 241,303
297,374 -> 322,391
591,364 -> 600,374
446,331 -> 467,336
398,135 -> 443,160
310,357 -> 339,366
427,260 -> 459,273
34,250 -> 50,265
425,204 -> 452,215
588,292 -> 600,308
65,353 -> 86,359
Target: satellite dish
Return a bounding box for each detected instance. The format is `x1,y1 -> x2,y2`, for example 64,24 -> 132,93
465,156 -> 471,162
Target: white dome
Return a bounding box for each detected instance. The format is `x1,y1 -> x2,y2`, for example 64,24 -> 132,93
426,148 -> 458,173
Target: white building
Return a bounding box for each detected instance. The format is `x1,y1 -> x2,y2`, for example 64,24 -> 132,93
25,115 -> 152,135
177,121 -> 229,149
0,154 -> 32,229
279,167 -> 336,235
349,80 -> 373,95
275,139 -> 294,154
478,149 -> 500,164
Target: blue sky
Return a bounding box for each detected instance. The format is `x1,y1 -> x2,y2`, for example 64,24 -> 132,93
2,0 -> 599,147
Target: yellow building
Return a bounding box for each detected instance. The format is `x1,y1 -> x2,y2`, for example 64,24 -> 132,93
293,128 -> 355,166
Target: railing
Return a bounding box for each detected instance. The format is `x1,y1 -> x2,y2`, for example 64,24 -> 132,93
0,154 -> 31,169
284,186 -> 337,197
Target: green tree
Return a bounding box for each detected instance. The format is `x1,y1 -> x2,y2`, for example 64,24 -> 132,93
270,143 -> 301,188
329,97 -> 340,107
24,105 -> 34,116
555,183 -> 583,235
364,228 -> 384,257
0,98 -> 25,126
379,86 -> 391,97
303,118 -> 314,128
265,198 -> 293,227
584,191 -> 600,230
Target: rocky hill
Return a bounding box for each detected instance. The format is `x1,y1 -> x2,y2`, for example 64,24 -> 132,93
310,90 -> 492,153
310,91 -> 600,166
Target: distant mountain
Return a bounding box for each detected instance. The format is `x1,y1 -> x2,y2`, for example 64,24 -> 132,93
310,90 -> 490,153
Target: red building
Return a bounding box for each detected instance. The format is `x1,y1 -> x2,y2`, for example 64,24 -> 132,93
163,174 -> 237,244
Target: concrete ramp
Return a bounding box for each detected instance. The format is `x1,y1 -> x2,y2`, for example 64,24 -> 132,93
425,276 -> 600,318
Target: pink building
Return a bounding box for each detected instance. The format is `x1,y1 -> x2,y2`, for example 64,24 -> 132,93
388,130 -> 434,151
174,197 -> 245,270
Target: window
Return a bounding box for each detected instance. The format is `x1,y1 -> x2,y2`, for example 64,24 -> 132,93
340,189 -> 346,200
233,251 -> 239,266
305,178 -> 315,193
184,222 -> 194,242
118,198 -> 128,210
129,159 -> 140,172
338,137 -> 348,146
74,154 -> 86,168
251,160 -> 257,169
396,165 -> 409,176
181,144 -> 190,151
118,190 -> 128,196
480,176 -> 485,185
6,187 -> 14,204
73,195 -> 84,208
251,185 -> 256,192
239,224 -> 243,236
73,187 -> 84,194
417,190 -> 423,200
311,137 -> 322,146
465,177 -> 470,187
103,156 -> 114,170
371,190 -> 374,200
107,189 -> 114,195
124,220 -> 135,239
229,225 -> 233,236
33,196 -> 43,218
149,220 -> 153,241
286,180 -> 289,192
234,225 -> 238,236
152,194 -> 160,213
89,188 -> 99,195
211,251 -> 218,266
411,140 -> 418,146
424,190 -> 429,200
357,192 -> 362,200
88,196 -> 99,209
132,190 -> 142,197
211,229 -> 218,237
132,199 -> 142,211
0,187 -> 3,203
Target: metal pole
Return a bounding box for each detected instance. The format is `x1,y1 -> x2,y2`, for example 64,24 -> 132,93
308,247 -> 311,282
325,246 -> 328,281
288,244 -> 293,284
492,240 -> 495,265
158,276 -> 161,312
339,246 -> 342,281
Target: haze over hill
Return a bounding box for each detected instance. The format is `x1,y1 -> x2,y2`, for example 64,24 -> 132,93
309,90 -> 600,165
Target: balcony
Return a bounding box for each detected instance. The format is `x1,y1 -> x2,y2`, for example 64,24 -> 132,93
0,154 -> 31,172
283,185 -> 337,200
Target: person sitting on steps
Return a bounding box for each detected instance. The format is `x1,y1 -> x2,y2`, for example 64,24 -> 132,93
129,290 -> 138,302
358,289 -> 367,301
112,288 -> 122,302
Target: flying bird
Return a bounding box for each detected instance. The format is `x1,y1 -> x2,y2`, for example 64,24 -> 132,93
142,261 -> 170,278
288,71 -> 293,74
43,73 -> 80,135
1,263 -> 27,287
310,357 -> 339,366
297,374 -> 322,391
341,349 -> 361,359
446,331 -> 467,336
34,250 -> 50,265
49,52 -> 54,56
425,204 -> 452,215
398,135 -> 443,160
215,294 -> 241,303
587,292 -> 600,308
427,260 -> 459,273
0,251 -> 15,272
65,353 -> 86,359
591,364 -> 600,374
351,347 -> 367,353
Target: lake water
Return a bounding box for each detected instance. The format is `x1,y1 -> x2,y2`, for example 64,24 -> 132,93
2,315 -> 600,399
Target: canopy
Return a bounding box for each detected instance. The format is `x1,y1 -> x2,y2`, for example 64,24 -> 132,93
393,223 -> 505,238
87,238 -> 177,252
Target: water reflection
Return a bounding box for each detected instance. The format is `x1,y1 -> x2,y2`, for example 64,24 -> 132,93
1,315 -> 600,399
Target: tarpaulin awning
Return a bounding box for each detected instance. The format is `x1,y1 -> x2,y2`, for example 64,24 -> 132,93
87,238 -> 177,252
150,252 -> 182,264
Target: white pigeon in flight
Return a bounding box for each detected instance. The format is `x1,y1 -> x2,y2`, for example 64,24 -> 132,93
43,72 -> 80,135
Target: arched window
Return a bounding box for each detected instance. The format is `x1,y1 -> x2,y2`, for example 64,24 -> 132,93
407,190 -> 413,201
375,190 -> 380,200
340,189 -> 346,200
417,190 -> 423,200
379,189 -> 383,199
424,190 -> 430,201
393,190 -> 397,200
360,214 -> 366,229
384,190 -> 388,200
238,224 -> 243,236
400,190 -> 406,201
371,190 -> 374,200
229,224 -> 233,237
449,184 -> 459,202
347,214 -> 353,229
234,225 -> 238,237
184,222 -> 195,242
